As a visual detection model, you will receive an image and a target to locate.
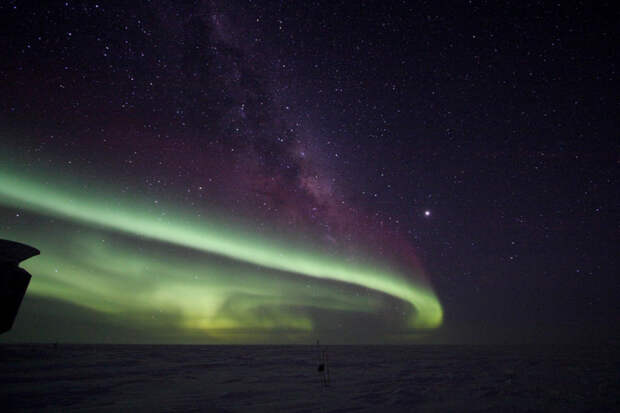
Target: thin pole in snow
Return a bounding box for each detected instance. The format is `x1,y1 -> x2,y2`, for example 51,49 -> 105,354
316,340 -> 330,387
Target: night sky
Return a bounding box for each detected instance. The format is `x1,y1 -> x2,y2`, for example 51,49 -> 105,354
0,1 -> 617,345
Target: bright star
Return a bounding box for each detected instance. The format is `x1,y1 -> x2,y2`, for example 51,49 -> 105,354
424,210 -> 431,217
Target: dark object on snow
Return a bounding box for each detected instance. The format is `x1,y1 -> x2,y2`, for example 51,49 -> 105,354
0,239 -> 39,334
316,340 -> 330,386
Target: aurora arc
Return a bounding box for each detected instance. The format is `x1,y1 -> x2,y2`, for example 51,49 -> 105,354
0,167 -> 443,337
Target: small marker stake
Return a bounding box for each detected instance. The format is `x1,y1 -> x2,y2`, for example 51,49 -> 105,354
316,340 -> 330,387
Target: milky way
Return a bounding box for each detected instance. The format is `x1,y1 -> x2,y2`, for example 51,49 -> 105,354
0,1 -> 450,343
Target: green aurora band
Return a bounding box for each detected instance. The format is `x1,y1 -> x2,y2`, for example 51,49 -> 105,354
0,166 -> 443,341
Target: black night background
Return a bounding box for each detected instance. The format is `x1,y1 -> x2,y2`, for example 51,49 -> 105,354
0,1 -> 618,411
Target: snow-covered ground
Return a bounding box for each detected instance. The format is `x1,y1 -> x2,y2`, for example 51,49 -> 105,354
1,344 -> 617,412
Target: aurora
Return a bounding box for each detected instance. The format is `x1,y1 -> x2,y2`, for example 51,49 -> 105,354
0,164 -> 442,342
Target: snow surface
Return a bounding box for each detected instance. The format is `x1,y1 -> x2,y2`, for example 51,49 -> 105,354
1,344 -> 617,412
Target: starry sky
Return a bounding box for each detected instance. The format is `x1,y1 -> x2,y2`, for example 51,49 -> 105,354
0,1 -> 617,345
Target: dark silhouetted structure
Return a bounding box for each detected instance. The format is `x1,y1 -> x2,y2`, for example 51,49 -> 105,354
316,340 -> 330,387
0,239 -> 39,334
